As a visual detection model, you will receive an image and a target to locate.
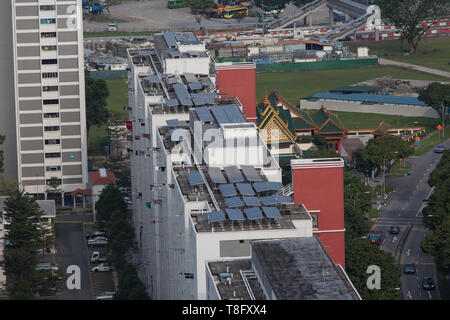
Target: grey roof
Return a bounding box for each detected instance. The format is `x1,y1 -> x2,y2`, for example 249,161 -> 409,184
224,197 -> 243,208
187,171 -> 204,186
225,208 -> 245,221
236,183 -> 255,196
252,182 -> 284,193
208,211 -> 226,224
262,206 -> 282,219
0,196 -> 55,218
219,184 -> 237,197
251,238 -> 355,300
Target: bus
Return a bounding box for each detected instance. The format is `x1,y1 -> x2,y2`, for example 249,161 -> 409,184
216,6 -> 249,18
167,0 -> 185,9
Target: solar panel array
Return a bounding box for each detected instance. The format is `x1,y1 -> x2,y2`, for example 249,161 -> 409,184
147,75 -> 161,83
236,183 -> 255,196
166,119 -> 179,127
210,106 -> 247,125
261,195 -> 292,206
226,208 -> 245,221
262,206 -> 282,219
253,181 -> 284,193
173,83 -> 192,106
208,167 -> 227,184
244,207 -> 264,220
243,196 -> 260,207
219,184 -> 237,198
163,32 -> 177,47
208,211 -> 226,223
188,171 -> 204,186
241,166 -> 263,182
225,197 -> 243,208
224,166 -> 244,183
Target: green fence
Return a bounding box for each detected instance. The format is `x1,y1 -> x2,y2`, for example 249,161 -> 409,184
255,57 -> 378,73
85,69 -> 128,79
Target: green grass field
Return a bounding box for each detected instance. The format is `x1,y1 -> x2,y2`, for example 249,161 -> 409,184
412,127 -> 450,156
256,65 -> 448,104
88,78 -> 129,154
347,36 -> 450,72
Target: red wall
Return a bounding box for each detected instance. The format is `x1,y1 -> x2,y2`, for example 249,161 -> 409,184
292,165 -> 346,268
216,66 -> 256,123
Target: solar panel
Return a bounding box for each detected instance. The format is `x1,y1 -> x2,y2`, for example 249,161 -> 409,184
235,183 -> 255,196
192,95 -> 208,106
242,196 -> 260,206
244,207 -> 264,220
253,182 -> 284,193
168,50 -> 180,58
147,75 -> 161,83
166,119 -> 179,127
224,197 -> 243,208
187,171 -> 203,186
208,211 -> 226,224
261,195 -> 292,206
219,184 -> 237,197
226,208 -> 245,221
223,105 -> 247,123
262,206 -> 282,219
165,98 -> 179,107
184,73 -> 198,83
224,166 -> 244,183
163,32 -> 177,47
208,167 -> 227,184
196,107 -> 214,123
173,83 -> 192,106
210,106 -> 229,124
188,82 -> 202,91
240,166 -> 262,182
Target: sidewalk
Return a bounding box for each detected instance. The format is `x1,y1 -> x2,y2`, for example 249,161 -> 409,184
378,58 -> 450,79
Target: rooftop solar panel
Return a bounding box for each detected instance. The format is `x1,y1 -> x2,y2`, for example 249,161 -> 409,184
224,166 -> 244,183
262,206 -> 282,219
236,183 -> 255,196
196,107 -> 215,123
223,105 -> 247,123
147,75 -> 161,83
208,211 -> 226,224
173,83 -> 191,102
219,184 -> 237,197
163,32 -> 177,47
192,93 -> 215,105
208,167 -> 227,184
168,50 -> 180,58
188,82 -> 202,91
210,106 -> 229,124
187,171 -> 203,186
224,197 -> 243,208
192,95 -> 208,106
165,98 -> 179,107
253,182 -> 284,193
226,208 -> 245,221
244,207 -> 264,220
184,73 -> 198,83
261,195 -> 292,206
240,166 -> 262,182
242,196 -> 260,206
166,119 -> 179,127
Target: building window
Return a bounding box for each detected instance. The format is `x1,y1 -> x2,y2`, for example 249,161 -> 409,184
44,126 -> 59,132
44,112 -> 59,118
42,86 -> 58,92
45,152 -> 61,159
42,59 -> 57,65
41,45 -> 57,51
310,213 -> 318,229
41,32 -> 56,38
45,139 -> 60,145
46,178 -> 61,185
42,72 -> 58,79
40,18 -> 56,24
46,166 -> 61,172
40,5 -> 56,11
43,99 -> 59,105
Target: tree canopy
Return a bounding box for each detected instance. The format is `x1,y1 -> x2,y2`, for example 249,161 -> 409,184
95,184 -> 127,228
375,0 -> 450,53
418,83 -> 450,128
115,262 -> 149,300
254,0 -> 289,12
85,77 -> 110,135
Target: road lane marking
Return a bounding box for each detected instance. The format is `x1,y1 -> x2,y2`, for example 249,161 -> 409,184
428,291 -> 432,299
406,248 -> 410,256
407,291 -> 412,300
393,236 -> 397,243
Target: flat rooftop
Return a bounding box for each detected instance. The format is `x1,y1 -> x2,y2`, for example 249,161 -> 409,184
308,92 -> 428,107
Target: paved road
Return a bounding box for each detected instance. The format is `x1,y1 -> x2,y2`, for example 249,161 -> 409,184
373,138 -> 450,300
378,58 -> 450,79
51,223 -> 92,300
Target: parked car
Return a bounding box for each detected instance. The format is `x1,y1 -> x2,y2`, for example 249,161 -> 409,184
403,263 -> 416,274
96,291 -> 115,300
422,277 -> 435,290
85,231 -> 106,239
123,196 -> 132,205
368,230 -> 382,245
35,262 -> 58,272
87,239 -> 108,247
434,144 -> 445,153
92,263 -> 111,272
389,225 -> 400,235
88,236 -> 108,244
90,251 -> 108,264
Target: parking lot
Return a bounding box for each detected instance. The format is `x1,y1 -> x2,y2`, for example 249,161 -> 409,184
84,224 -> 117,299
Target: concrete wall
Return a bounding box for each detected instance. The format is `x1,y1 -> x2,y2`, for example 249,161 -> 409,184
300,99 -> 440,119
0,0 -> 18,182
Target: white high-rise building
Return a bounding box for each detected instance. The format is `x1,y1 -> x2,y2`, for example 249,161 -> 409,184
0,0 -> 88,201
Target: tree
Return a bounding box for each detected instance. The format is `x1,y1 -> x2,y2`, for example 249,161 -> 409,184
8,279 -> 34,300
254,0 -> 289,13
418,83 -> 450,137
375,0 -> 450,54
3,248 -> 38,283
352,148 -> 376,180
185,0 -> 215,13
95,184 -> 127,228
421,214 -> 450,272
107,210 -> 134,271
346,238 -> 402,300
85,77 -> 109,137
115,262 -> 149,300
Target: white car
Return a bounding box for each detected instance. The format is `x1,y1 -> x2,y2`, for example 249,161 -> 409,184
88,236 -> 108,244
87,239 -> 109,247
96,291 -> 115,300
91,263 -> 111,272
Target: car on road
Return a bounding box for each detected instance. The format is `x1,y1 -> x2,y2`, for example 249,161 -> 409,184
35,262 -> 58,272
87,239 -> 108,247
389,225 -> 400,235
403,262 -> 416,274
96,291 -> 115,300
87,236 -> 108,243
123,196 -> 132,205
85,231 -> 106,239
422,277 -> 435,290
91,263 -> 111,272
434,144 -> 445,153
368,230 -> 382,245
90,251 -> 108,264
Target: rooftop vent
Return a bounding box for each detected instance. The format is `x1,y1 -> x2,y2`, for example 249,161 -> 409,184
99,168 -> 107,178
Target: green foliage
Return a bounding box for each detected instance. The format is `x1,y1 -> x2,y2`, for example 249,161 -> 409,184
95,184 -> 127,228
418,82 -> 450,119
185,0 -> 215,12
8,279 -> 34,300
107,210 -> 134,271
312,133 -> 327,147
375,0 -> 450,53
85,77 -> 110,134
297,135 -> 311,143
352,148 -> 375,178
103,159 -> 131,188
115,262 -> 149,300
346,238 -> 402,300
254,0 -> 288,12
421,215 -> 450,272
3,248 -> 38,283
